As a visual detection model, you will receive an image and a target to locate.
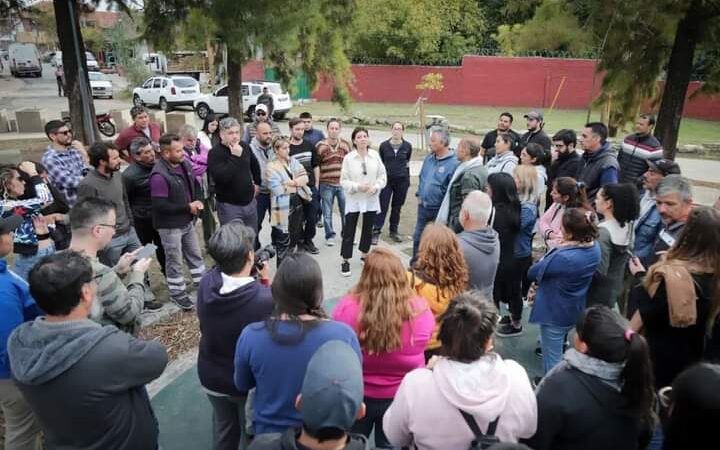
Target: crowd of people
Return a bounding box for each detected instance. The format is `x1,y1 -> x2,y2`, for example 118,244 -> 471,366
0,105 -> 719,450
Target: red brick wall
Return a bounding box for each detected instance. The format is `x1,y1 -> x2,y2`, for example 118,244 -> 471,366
312,56 -> 720,121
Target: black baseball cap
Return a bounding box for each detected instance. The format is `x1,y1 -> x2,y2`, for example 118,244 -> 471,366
647,159 -> 681,176
0,215 -> 23,234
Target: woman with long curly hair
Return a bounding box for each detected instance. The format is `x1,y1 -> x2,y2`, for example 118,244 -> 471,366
333,247 -> 434,448
409,223 -> 469,360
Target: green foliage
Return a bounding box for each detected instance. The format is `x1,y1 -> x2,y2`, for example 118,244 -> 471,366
495,0 -> 594,55
104,17 -> 151,86
349,0 -> 484,64
81,26 -> 104,54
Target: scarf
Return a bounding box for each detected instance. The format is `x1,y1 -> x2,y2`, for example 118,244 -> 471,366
436,156 -> 484,225
564,348 -> 624,392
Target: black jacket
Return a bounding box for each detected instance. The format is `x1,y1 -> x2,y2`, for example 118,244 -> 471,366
524,364 -> 649,450
520,129 -> 552,153
548,151 -> 582,185
196,267 -> 274,396
492,203 -> 520,272
249,428 -> 367,450
151,158 -> 198,229
378,139 -> 412,179
481,129 -> 521,163
122,161 -> 154,221
208,142 -> 261,206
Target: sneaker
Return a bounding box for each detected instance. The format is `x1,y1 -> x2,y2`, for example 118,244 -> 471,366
341,261 -> 351,277
171,295 -> 195,311
535,347 -> 543,358
317,221 -> 323,228
498,315 -> 511,325
304,241 -> 320,255
143,300 -> 163,311
495,323 -> 523,337
326,237 -> 336,247
390,231 -> 403,243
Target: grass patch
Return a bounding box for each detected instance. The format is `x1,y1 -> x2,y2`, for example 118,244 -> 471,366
294,101 -> 720,145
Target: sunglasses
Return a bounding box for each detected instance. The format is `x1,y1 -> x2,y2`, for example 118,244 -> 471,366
256,111 -> 267,116
56,129 -> 72,135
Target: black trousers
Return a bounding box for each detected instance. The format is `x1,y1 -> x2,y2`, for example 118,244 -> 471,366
272,199 -> 304,269
374,176 -> 410,234
351,397 -> 393,449
507,256 -> 533,322
134,217 -> 166,276
300,186 -> 319,244
341,211 -> 376,260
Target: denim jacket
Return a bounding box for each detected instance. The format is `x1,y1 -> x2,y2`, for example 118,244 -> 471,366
634,201 -> 663,266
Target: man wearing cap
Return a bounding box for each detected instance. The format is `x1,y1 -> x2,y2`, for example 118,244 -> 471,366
618,113 -> 664,186
257,87 -> 275,118
633,159 -> 681,265
243,104 -> 281,145
577,122 -> 619,203
0,214 -> 43,450
41,119 -> 89,207
520,111 -> 552,157
481,112 -> 522,163
248,341 -> 367,450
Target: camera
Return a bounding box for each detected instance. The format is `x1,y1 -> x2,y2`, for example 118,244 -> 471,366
254,245 -> 276,271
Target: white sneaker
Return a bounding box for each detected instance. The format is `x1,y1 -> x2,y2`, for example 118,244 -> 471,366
326,238 -> 336,247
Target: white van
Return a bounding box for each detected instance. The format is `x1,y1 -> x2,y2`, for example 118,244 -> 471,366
51,51 -> 99,71
8,43 -> 42,77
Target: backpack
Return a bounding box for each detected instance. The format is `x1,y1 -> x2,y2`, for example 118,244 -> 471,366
459,410 -> 501,450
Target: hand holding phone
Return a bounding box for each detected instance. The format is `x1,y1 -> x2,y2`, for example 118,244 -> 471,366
134,244 -> 158,261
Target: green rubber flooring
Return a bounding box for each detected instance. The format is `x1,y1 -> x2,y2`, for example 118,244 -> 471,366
152,298 -> 542,450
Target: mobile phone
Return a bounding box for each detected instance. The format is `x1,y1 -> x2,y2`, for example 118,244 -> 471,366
134,244 -> 157,261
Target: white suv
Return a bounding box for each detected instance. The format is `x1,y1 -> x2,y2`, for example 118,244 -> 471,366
194,81 -> 293,120
133,76 -> 201,111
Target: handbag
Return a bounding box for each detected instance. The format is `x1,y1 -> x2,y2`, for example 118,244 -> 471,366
459,410 -> 501,450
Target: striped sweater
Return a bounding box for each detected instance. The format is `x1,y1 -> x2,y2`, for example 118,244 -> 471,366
87,257 -> 145,336
266,158 -> 308,233
316,138 -> 351,186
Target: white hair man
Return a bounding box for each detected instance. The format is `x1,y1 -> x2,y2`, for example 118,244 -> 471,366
457,191 -> 500,299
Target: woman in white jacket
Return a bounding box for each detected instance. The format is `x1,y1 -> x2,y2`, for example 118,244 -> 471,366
383,292 -> 537,449
339,127 -> 387,277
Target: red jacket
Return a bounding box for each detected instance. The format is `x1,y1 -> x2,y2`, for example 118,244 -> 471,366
114,122 -> 162,158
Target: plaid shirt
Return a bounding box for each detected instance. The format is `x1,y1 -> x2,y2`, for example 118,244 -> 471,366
41,145 -> 88,206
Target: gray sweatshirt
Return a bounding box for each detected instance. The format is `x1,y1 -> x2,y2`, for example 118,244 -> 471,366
458,227 -> 500,299
8,318 -> 168,450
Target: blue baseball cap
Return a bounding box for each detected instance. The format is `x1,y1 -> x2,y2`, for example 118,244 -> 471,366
301,341 -> 363,432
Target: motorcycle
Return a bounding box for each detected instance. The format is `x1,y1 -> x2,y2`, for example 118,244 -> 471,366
61,113 -> 116,137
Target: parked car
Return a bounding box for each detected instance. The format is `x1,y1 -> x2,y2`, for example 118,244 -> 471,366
133,75 -> 201,111
89,71 -> 113,99
193,81 -> 293,120
51,51 -> 99,71
8,43 -> 42,77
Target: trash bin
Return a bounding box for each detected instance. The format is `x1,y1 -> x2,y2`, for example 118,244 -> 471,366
424,114 -> 449,149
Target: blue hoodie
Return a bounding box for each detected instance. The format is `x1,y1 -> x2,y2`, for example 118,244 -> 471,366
417,151 -> 460,209
0,259 -> 42,379
196,267 -> 274,396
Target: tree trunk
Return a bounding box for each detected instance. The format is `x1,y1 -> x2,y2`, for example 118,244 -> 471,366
654,3 -> 703,160
206,39 -> 215,91
226,49 -> 244,120
54,0 -> 99,145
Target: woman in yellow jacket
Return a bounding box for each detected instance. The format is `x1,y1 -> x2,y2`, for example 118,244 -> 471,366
408,223 -> 469,360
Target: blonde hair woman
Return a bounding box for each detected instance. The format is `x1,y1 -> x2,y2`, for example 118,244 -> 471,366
333,247 -> 434,448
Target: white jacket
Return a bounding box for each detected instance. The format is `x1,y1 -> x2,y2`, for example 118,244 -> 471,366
340,149 -> 387,213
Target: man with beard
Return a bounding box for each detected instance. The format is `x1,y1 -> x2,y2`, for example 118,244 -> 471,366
78,141 -> 141,268
114,106 -> 162,160
250,121 -> 276,247
520,110 -> 552,157
41,119 -> 89,206
546,129 -> 582,207
618,113 -> 664,185
481,112 -> 521,163
577,122 -> 619,203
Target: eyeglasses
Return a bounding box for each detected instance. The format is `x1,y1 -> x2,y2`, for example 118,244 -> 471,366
256,111 -> 267,116
95,223 -> 118,230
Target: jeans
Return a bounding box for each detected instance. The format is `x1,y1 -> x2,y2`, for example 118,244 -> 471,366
99,227 -> 143,267
301,186 -> 320,243
374,177 -> 409,234
351,397 -> 394,449
319,184 -> 345,239
342,211 -> 376,260
412,204 -> 439,260
13,245 -> 55,281
157,222 -> 206,301
217,199 -> 259,235
540,324 -> 574,374
206,394 -> 249,450
0,378 -> 42,450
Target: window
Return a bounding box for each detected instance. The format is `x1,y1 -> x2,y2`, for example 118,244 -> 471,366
216,87 -> 228,97
143,78 -> 154,89
173,78 -> 197,88
251,85 -> 261,95
161,79 -> 168,88
153,79 -> 162,88
241,85 -> 249,96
